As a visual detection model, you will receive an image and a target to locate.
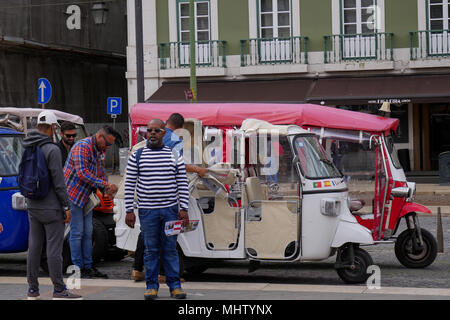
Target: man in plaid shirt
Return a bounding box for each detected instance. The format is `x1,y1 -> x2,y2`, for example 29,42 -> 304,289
64,125 -> 120,279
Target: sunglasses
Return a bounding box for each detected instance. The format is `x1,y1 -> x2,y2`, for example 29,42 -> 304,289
101,133 -> 113,147
147,128 -> 165,134
64,134 -> 77,138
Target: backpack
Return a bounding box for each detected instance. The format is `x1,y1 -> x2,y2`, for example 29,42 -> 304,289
17,141 -> 52,200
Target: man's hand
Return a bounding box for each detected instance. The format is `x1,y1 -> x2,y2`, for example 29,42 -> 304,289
197,167 -> 208,178
63,210 -> 72,224
178,210 -> 189,227
125,211 -> 136,228
105,183 -> 119,197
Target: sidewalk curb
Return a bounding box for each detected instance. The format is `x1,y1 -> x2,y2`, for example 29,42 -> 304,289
2,277 -> 450,298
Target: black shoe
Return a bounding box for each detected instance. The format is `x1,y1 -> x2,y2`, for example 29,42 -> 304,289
80,268 -> 92,279
90,267 -> 108,279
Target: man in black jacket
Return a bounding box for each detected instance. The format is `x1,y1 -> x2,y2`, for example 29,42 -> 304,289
58,121 -> 77,166
24,110 -> 82,300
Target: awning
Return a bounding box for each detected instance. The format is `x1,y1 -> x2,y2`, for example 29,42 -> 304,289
307,74 -> 450,105
147,79 -> 314,103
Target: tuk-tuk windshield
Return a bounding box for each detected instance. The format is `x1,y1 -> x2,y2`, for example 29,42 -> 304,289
0,135 -> 24,176
294,135 -> 342,179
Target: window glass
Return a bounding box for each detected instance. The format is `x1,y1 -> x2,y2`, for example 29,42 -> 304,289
0,136 -> 24,177
261,0 -> 273,12
294,135 -> 342,179
361,0 -> 374,8
261,14 -> 273,27
344,0 -> 356,8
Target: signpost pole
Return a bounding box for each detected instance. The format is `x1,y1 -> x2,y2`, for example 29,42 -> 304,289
189,0 -> 197,102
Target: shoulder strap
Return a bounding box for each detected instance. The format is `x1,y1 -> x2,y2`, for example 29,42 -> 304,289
135,147 -> 144,176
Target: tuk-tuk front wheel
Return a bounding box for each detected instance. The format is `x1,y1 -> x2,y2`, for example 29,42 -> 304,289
394,228 -> 437,268
336,247 -> 373,284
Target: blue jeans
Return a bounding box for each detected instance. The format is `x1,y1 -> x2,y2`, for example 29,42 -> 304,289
69,202 -> 93,270
139,205 -> 181,291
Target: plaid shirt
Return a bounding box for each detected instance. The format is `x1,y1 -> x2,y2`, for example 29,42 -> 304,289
64,136 -> 107,208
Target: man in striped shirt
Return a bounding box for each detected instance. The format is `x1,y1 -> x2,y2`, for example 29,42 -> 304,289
124,119 -> 189,300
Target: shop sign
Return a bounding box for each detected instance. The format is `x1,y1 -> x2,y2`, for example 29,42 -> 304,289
368,98 -> 411,104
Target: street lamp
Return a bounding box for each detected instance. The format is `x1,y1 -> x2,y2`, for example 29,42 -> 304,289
91,2 -> 109,25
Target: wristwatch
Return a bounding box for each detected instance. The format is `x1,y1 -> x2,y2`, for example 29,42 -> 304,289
126,210 -> 134,214
63,206 -> 70,211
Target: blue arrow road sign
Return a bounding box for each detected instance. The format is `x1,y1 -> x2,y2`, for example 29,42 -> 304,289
38,78 -> 52,105
107,97 -> 122,115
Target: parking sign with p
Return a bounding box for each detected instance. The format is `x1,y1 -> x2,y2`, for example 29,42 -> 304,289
107,97 -> 122,116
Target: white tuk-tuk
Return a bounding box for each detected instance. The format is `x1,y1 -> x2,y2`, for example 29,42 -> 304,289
115,115 -> 375,284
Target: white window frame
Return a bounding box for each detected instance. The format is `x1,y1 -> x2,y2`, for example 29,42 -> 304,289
258,0 -> 293,62
337,0 -> 385,59
259,0 -> 292,39
342,0 -> 377,35
428,0 -> 450,31
427,0 -> 450,55
178,0 -> 211,43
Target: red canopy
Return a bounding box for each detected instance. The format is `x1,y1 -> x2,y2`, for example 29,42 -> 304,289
131,102 -> 398,134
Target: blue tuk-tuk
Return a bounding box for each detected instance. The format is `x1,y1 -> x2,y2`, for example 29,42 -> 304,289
0,127 -> 27,253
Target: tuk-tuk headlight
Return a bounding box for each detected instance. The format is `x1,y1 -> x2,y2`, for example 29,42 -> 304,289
406,182 -> 416,202
12,192 -> 27,211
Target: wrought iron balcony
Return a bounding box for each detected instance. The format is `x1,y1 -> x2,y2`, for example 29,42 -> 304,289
240,36 -> 309,66
324,32 -> 393,63
410,30 -> 450,60
159,40 -> 227,69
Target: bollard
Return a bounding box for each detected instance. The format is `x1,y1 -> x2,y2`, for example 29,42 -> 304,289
437,207 -> 444,253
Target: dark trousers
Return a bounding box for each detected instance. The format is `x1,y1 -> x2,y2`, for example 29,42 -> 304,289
133,232 -> 145,272
27,211 -> 65,292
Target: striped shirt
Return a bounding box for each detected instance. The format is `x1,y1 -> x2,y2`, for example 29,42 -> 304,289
124,145 -> 189,212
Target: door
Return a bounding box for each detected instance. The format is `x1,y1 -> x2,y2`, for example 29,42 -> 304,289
341,0 -> 377,59
373,137 -> 388,240
178,0 -> 211,66
259,0 -> 292,62
244,135 -> 300,260
428,0 -> 450,55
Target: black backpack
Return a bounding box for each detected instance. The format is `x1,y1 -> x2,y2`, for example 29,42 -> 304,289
17,141 -> 52,200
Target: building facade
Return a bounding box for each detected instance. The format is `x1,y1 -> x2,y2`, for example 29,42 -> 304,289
126,0 -> 450,173
0,0 -> 128,147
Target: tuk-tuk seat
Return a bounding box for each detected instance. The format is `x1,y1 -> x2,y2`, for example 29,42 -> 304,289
245,177 -> 267,206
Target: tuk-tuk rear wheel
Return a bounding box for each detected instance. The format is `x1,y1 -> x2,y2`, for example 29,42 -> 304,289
336,247 -> 373,284
394,228 -> 437,268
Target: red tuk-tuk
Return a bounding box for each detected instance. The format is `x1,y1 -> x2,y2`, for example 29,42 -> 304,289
127,103 -> 437,269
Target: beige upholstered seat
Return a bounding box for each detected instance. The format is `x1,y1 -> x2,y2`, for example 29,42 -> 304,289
245,177 -> 267,206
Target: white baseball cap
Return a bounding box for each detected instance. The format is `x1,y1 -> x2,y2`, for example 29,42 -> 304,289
37,110 -> 60,127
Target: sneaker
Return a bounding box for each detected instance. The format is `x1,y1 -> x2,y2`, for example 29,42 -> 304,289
53,287 -> 83,300
170,288 -> 187,299
27,288 -> 40,300
131,270 -> 145,282
144,289 -> 158,300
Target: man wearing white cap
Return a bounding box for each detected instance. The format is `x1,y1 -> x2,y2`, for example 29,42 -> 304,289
23,110 -> 82,300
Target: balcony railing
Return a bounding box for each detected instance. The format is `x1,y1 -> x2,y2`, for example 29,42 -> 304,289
240,36 -> 309,67
324,32 -> 393,63
159,40 -> 227,70
410,30 -> 450,60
